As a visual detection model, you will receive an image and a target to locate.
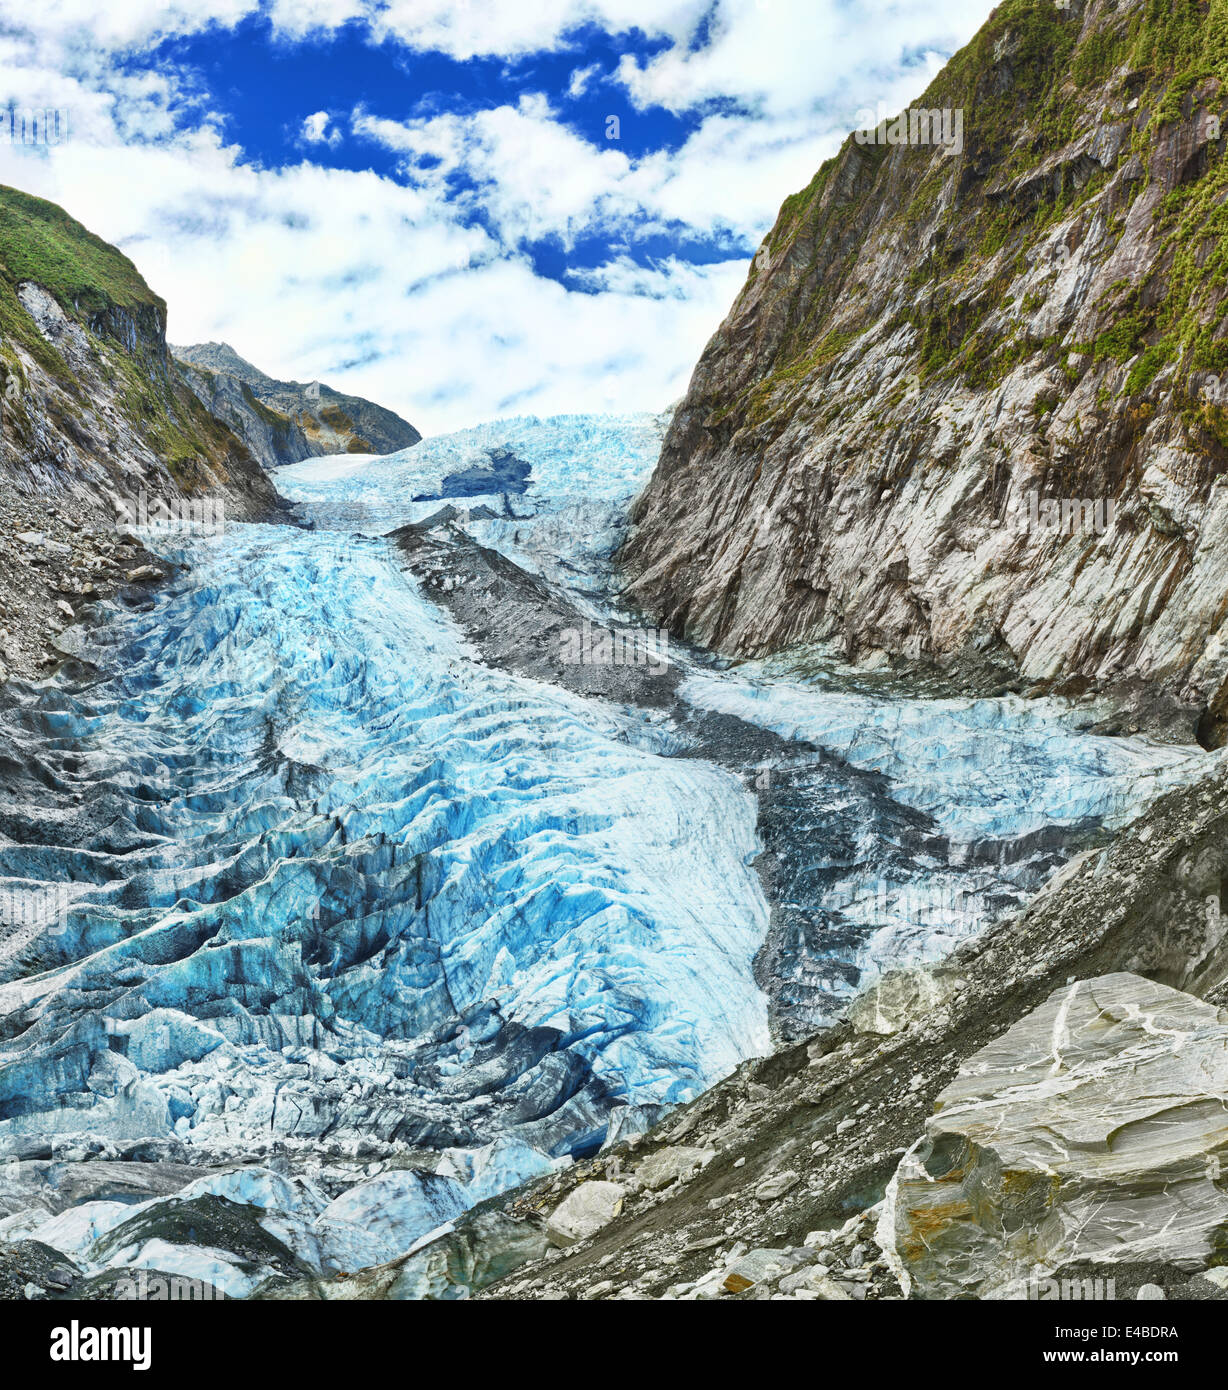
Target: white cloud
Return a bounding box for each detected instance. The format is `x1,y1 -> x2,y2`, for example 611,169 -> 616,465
12,0 -> 259,53
567,63 -> 602,100
615,0 -> 993,118
364,0 -> 701,62
354,96 -> 640,251
301,110 -> 340,146
0,0 -> 999,435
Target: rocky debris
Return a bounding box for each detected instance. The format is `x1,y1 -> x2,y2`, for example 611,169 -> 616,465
0,1238 -> 229,1301
499,1200 -> 897,1303
0,1241 -> 81,1300
392,519 -> 684,710
82,1191 -> 320,1298
545,1182 -> 626,1247
620,3 -> 1228,747
474,759 -> 1228,1300
634,1147 -> 715,1193
0,190 -> 287,683
886,973 -> 1228,1299
0,496 -> 179,680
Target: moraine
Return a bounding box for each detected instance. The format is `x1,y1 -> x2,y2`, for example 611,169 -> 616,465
0,414 -> 1209,1295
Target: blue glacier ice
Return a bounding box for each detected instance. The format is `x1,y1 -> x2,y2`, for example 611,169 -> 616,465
679,663 -> 1209,1010
0,520 -> 771,1159
0,410 -> 1215,1292
681,666 -> 1202,842
278,412 -> 671,591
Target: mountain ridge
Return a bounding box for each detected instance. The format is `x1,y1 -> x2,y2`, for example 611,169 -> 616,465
620,0 -> 1228,747
173,339 -> 421,465
0,183 -> 283,680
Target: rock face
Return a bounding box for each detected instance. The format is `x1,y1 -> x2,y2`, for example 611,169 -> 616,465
887,972 -> 1228,1299
172,356 -> 316,469
545,1182 -> 625,1247
173,341 -> 421,463
621,0 -> 1228,745
0,185 -> 284,679
473,758 -> 1228,1301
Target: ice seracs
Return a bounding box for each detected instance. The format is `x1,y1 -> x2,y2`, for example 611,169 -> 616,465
0,412 -> 1215,1297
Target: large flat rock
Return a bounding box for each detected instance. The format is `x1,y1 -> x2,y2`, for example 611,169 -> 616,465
887,972 -> 1228,1298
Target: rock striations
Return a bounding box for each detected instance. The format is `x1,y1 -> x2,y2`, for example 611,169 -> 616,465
173,341 -> 421,465
621,0 -> 1228,746
0,185 -> 283,680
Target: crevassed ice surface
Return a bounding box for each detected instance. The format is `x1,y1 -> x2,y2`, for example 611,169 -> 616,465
680,663 -> 1208,1002
0,524 -> 770,1153
682,668 -> 1204,842
279,412 -> 670,593
0,411 -> 1214,1293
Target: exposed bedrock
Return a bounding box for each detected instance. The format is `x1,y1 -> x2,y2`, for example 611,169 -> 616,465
886,972 -> 1228,1299
620,1 -> 1228,747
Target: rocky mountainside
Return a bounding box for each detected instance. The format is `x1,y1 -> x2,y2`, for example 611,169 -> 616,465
622,0 -> 1228,748
0,185 -> 283,681
6,7 -> 1228,1308
173,340 -> 421,464
282,752 -> 1228,1303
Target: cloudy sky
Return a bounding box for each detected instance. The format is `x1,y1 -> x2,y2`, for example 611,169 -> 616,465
0,0 -> 994,434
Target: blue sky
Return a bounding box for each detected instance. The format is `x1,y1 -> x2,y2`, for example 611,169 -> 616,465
0,1 -> 995,433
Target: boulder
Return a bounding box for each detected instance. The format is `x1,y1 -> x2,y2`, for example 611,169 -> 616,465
634,1145 -> 715,1192
545,1181 -> 626,1248
754,1170 -> 799,1201
722,1248 -> 792,1293
886,973 -> 1228,1298
848,966 -> 965,1036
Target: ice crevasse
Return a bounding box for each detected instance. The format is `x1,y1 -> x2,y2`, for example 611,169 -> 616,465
0,420 -> 773,1180
0,412 -> 1214,1293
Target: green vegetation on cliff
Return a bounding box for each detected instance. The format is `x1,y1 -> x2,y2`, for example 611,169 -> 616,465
0,185 -> 162,322
0,184 -> 258,490
731,0 -> 1228,428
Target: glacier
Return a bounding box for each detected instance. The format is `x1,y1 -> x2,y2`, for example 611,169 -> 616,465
0,411 -> 1213,1296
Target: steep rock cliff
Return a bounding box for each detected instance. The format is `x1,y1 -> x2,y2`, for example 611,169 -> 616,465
468,754 -> 1228,1302
0,185 -> 283,679
621,0 -> 1228,745
173,341 -> 421,462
